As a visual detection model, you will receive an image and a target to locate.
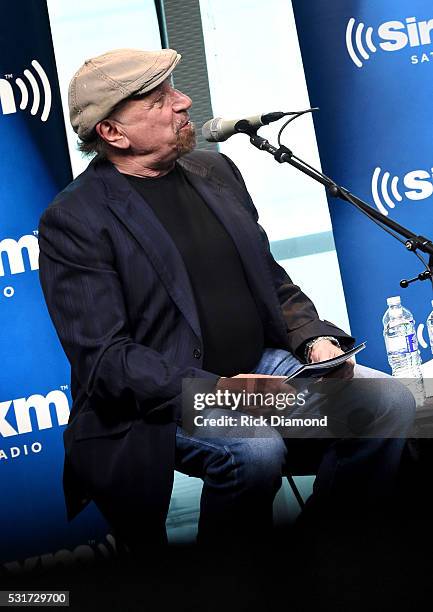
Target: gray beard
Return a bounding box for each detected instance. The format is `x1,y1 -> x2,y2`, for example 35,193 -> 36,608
176,121 -> 197,156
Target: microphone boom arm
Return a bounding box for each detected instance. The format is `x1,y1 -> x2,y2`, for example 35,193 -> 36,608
237,125 -> 433,287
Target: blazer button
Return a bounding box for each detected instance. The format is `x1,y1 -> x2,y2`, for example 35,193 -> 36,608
193,348 -> 201,359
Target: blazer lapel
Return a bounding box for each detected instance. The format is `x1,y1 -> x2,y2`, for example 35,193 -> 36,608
95,161 -> 202,339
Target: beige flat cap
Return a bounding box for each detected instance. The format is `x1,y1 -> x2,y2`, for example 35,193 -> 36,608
69,48 -> 181,140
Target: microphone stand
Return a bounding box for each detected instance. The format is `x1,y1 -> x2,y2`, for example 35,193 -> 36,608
237,124 -> 433,290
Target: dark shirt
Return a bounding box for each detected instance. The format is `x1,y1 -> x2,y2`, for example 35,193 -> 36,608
124,163 -> 264,376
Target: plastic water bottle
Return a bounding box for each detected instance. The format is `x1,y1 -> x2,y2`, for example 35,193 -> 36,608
383,296 -> 425,405
426,300 -> 433,355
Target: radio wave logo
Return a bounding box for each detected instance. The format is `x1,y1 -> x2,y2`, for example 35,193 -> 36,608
371,167 -> 402,216
417,323 -> 428,350
371,166 -> 433,216
0,60 -> 51,122
346,15 -> 433,68
346,18 -> 377,68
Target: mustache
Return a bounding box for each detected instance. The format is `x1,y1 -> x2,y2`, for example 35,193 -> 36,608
176,120 -> 195,133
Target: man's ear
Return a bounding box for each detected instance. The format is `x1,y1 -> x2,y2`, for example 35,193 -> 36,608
95,120 -> 130,150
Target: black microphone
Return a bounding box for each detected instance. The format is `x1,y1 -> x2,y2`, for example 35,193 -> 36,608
202,112 -> 286,142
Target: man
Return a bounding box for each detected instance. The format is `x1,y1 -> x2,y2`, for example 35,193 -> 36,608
38,48 -> 415,557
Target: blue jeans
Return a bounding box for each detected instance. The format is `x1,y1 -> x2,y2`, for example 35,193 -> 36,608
175,349 -> 416,546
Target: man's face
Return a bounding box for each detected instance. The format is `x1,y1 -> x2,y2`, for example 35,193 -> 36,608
109,80 -> 196,164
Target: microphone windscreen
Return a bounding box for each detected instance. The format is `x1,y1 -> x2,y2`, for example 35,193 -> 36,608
201,118 -> 224,142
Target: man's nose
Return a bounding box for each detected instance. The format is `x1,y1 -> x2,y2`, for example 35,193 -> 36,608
172,88 -> 192,111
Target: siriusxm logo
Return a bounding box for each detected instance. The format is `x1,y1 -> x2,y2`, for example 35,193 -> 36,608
0,390 -> 70,438
0,60 -> 51,121
0,234 -> 39,277
346,16 -> 433,67
2,534 -> 117,576
371,166 -> 433,216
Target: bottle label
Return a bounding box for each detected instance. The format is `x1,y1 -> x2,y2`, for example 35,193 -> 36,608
406,333 -> 417,352
386,333 -> 417,353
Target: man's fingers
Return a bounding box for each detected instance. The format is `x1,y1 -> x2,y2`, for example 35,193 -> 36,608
216,374 -> 299,407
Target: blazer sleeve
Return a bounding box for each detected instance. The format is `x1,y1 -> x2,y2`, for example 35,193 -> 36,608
219,153 -> 355,358
38,205 -> 219,415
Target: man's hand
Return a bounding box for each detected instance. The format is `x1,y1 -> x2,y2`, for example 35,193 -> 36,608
215,374 -> 298,412
309,339 -> 354,380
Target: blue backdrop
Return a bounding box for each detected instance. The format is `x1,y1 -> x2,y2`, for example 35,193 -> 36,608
292,0 -> 433,372
4,0 -> 433,572
0,2 -> 110,571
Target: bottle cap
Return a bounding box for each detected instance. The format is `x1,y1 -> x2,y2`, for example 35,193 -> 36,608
387,296 -> 401,306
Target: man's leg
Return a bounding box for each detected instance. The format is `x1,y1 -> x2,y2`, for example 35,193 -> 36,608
175,421 -> 287,548
248,350 -> 416,610
176,348 -> 415,548
252,348 -> 416,517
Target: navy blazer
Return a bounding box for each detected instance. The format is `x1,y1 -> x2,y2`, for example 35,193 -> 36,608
38,150 -> 354,535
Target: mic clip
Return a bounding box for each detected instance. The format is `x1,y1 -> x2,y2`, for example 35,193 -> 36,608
234,119 -> 260,136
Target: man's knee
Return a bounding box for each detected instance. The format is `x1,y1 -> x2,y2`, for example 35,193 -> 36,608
352,365 -> 416,435
207,435 -> 287,493
377,376 -> 416,429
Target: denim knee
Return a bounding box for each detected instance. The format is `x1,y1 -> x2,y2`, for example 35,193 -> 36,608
207,435 -> 287,494
378,377 -> 416,430
358,376 -> 416,437
350,364 -> 416,436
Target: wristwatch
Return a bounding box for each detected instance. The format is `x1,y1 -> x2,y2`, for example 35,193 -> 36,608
304,336 -> 340,363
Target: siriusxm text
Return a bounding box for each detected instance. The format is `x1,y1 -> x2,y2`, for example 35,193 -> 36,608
0,390 -> 70,438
